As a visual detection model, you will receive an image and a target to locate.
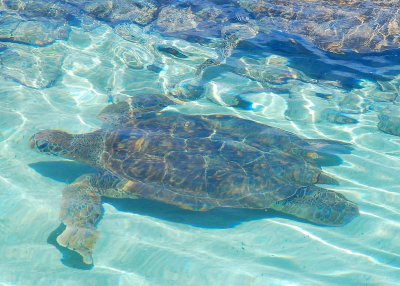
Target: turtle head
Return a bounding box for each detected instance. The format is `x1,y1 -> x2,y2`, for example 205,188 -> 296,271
31,130 -> 104,166
30,130 -> 73,157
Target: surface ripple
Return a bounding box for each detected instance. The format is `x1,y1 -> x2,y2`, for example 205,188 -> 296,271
0,2 -> 400,285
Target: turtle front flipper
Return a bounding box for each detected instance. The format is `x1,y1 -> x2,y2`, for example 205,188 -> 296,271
269,186 -> 359,226
57,174 -> 103,265
57,224 -> 99,265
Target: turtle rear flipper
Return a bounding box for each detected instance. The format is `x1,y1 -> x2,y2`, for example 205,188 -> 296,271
316,172 -> 339,185
306,139 -> 353,154
304,139 -> 353,167
269,186 -> 359,226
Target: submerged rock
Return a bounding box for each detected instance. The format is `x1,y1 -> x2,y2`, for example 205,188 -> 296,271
154,2 -> 226,33
154,2 -> 229,43
239,0 -> 400,53
156,45 -> 188,59
284,96 -> 311,121
219,23 -> 259,57
2,0 -> 102,30
156,6 -> 199,33
0,13 -> 70,46
378,105 -> 400,136
234,56 -> 316,85
0,45 -> 65,88
65,0 -> 158,25
338,93 -> 370,114
196,22 -> 259,76
367,80 -> 399,102
112,0 -> 158,25
2,0 -> 72,19
114,22 -> 150,44
320,109 -> 359,125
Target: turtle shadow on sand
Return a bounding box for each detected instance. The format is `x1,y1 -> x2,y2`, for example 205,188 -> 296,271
30,160 -> 314,270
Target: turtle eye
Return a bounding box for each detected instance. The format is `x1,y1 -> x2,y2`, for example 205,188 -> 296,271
36,140 -> 49,151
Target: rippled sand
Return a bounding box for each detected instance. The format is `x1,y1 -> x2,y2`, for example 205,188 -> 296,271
0,18 -> 399,286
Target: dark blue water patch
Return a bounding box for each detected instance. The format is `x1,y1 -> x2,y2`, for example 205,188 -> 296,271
179,34 -> 213,45
315,93 -> 335,100
237,31 -> 399,89
156,45 -> 188,58
157,27 -> 222,42
65,13 -> 81,27
0,38 -> 55,48
326,47 -> 400,77
323,109 -> 359,125
230,95 -> 255,111
146,64 -> 164,73
29,161 -> 97,183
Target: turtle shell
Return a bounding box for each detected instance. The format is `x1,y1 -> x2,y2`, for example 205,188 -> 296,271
99,99 -> 350,167
99,127 -> 330,210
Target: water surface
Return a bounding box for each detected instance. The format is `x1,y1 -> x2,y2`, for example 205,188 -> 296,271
0,1 -> 400,285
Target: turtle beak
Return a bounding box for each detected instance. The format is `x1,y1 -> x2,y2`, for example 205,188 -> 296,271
29,135 -> 36,149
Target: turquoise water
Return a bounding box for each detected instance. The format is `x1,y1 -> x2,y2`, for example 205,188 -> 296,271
1,1 -> 400,285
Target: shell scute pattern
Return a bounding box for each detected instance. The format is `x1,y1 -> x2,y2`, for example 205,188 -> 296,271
99,97 -> 350,167
100,128 -> 312,205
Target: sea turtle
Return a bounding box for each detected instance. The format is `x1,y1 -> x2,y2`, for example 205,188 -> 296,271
30,95 -> 359,265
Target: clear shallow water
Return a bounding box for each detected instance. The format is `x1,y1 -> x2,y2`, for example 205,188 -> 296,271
1,1 -> 400,285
